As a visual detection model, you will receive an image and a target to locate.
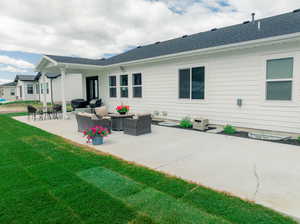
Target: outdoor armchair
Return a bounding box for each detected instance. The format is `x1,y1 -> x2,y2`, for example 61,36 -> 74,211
123,114 -> 152,136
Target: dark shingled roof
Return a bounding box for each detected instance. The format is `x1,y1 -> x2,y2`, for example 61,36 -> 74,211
46,9 -> 300,66
35,72 -> 61,80
0,82 -> 16,87
14,75 -> 36,82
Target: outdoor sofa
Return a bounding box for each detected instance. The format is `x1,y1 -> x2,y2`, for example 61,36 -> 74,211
75,106 -> 111,133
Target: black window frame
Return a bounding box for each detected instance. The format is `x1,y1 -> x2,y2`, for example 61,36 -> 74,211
27,84 -> 34,95
109,76 -> 117,98
120,74 -> 128,98
179,66 -> 205,100
132,73 -> 142,98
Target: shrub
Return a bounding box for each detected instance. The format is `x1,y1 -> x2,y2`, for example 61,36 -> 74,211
297,136 -> 300,142
179,117 -> 193,128
223,125 -> 236,134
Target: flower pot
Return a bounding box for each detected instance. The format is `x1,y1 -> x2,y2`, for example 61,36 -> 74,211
92,136 -> 103,145
118,111 -> 126,115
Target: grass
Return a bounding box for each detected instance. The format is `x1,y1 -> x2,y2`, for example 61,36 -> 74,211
0,100 -> 40,106
0,115 -> 296,224
0,100 -> 72,111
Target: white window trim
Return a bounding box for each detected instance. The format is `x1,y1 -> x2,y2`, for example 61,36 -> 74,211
108,75 -> 117,98
265,57 -> 294,102
132,73 -> 143,98
27,84 -> 34,95
261,53 -> 298,107
120,74 -> 129,98
177,66 -> 206,102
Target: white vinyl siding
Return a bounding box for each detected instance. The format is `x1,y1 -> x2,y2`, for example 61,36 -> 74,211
100,41 -> 300,133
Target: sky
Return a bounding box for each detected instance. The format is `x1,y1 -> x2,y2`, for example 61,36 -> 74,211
0,0 -> 300,84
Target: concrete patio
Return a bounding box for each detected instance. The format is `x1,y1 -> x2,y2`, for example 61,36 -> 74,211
14,115 -> 300,221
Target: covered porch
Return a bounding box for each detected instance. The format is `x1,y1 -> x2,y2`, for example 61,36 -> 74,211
35,55 -> 105,119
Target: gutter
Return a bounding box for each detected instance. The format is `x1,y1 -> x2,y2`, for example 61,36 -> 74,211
37,31 -> 300,71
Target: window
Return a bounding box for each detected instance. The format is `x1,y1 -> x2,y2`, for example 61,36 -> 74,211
179,67 -> 205,99
120,75 -> 128,98
132,73 -> 142,98
109,76 -> 117,98
40,83 -> 43,94
36,84 -> 40,94
266,58 -> 293,100
27,84 -> 33,94
10,88 -> 15,96
46,83 -> 49,94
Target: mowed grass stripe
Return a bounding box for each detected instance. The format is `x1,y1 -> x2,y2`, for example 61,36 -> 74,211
0,115 -> 296,224
78,167 -> 231,224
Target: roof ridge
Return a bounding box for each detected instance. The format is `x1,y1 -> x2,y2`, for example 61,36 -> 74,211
43,9 -> 300,67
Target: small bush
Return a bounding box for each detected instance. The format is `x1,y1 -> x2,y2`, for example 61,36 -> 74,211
223,125 -> 236,134
179,117 -> 193,128
297,136 -> 300,142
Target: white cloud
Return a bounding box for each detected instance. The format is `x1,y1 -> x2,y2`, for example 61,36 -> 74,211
0,55 -> 34,69
0,0 -> 299,58
0,78 -> 13,84
0,65 -> 27,73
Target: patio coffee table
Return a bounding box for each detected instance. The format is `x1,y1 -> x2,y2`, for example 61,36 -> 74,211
110,114 -> 134,131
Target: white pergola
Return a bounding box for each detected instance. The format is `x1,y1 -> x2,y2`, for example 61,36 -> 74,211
35,55 -> 104,119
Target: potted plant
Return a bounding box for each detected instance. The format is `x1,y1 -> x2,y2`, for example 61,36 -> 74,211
83,126 -> 110,145
179,117 -> 193,129
116,105 -> 130,115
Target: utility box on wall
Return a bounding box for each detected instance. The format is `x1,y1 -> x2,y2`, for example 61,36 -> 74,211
237,98 -> 242,107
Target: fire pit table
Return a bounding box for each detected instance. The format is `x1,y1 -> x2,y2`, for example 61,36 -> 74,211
110,114 -> 134,131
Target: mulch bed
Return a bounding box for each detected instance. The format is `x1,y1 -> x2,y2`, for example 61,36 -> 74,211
153,120 -> 300,147
151,120 -> 216,133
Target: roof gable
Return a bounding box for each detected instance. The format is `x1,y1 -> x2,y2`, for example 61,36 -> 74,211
14,75 -> 36,82
0,82 -> 16,87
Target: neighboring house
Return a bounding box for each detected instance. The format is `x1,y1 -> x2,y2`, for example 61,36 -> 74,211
36,9 -> 300,133
14,75 -> 39,101
35,72 -> 83,103
0,82 -> 16,100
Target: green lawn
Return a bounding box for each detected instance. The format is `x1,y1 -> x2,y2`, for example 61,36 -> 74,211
0,115 -> 296,224
0,100 -> 73,111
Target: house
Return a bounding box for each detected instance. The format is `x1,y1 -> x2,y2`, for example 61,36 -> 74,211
0,82 -> 16,100
35,9 -> 300,133
14,75 -> 39,101
35,72 -> 83,104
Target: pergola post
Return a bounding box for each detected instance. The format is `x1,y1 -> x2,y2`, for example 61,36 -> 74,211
59,66 -> 68,119
41,72 -> 47,111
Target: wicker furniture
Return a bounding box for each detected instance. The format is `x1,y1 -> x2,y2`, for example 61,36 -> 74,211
27,105 -> 38,120
75,113 -> 112,133
52,104 -> 62,119
123,114 -> 152,136
71,99 -> 88,111
110,114 -> 134,131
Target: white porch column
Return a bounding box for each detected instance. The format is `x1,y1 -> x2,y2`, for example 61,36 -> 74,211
59,66 -> 68,119
41,72 -> 47,110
